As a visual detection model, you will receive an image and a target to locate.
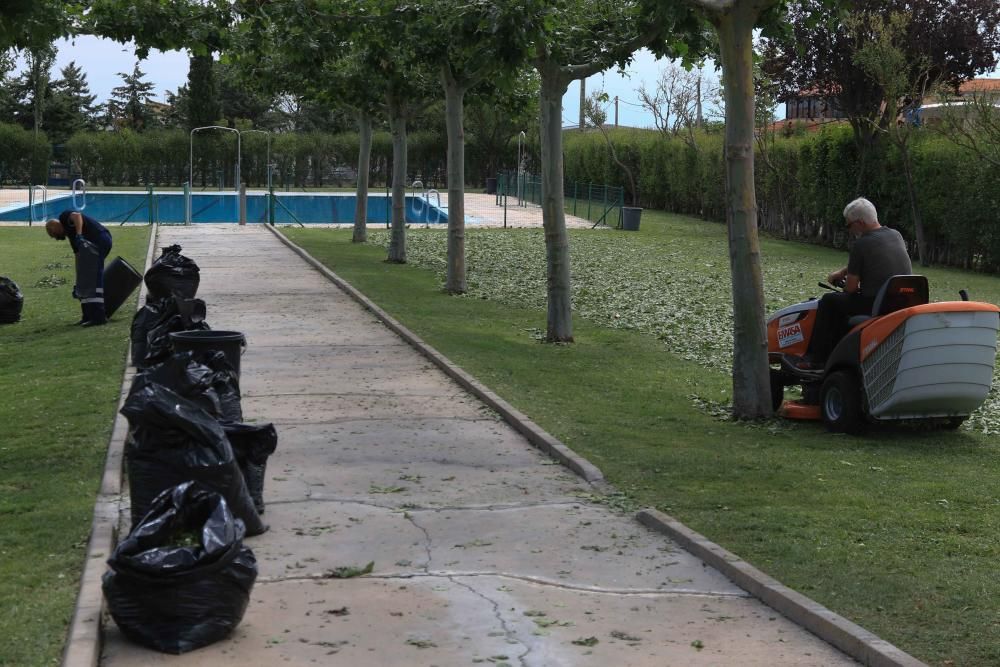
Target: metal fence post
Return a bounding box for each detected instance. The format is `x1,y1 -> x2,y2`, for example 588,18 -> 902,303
503,175 -> 508,228
239,183 -> 247,225
268,184 -> 275,224
147,185 -> 154,225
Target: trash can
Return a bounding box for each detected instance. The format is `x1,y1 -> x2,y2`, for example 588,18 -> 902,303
103,257 -> 143,318
485,177 -> 497,195
621,207 -> 642,231
169,330 -> 246,378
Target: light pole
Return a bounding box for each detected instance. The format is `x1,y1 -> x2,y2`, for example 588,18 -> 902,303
516,130 -> 526,202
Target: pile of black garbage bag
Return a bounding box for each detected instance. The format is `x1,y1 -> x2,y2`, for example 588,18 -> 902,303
106,245 -> 280,654
131,245 -> 208,368
145,243 -> 200,300
0,276 -> 23,324
102,481 -> 258,654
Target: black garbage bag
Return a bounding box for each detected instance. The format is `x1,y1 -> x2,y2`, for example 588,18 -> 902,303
134,351 -> 224,419
130,297 -> 172,367
134,296 -> 208,369
223,423 -> 278,515
145,244 -> 200,300
134,350 -> 241,422
102,481 -> 257,654
195,350 -> 243,423
121,377 -> 266,536
0,276 -> 23,324
143,310 -> 211,369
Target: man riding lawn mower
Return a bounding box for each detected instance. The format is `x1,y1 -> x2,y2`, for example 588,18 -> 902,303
768,274 -> 999,433
767,198 -> 999,433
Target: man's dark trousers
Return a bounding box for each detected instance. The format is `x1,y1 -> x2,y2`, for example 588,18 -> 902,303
807,291 -> 875,362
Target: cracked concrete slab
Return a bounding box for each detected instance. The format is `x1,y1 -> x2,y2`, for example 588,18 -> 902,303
96,225 -> 863,666
101,576 -> 850,667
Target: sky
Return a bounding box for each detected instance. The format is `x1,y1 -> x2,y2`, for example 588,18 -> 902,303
14,35 -> 704,129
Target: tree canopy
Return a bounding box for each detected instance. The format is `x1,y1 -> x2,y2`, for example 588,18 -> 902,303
761,0 -> 1000,132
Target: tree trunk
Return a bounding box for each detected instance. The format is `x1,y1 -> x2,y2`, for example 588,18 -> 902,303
538,63 -> 574,342
387,97 -> 407,263
353,110 -> 372,243
443,69 -> 467,294
898,141 -> 927,266
716,6 -> 772,419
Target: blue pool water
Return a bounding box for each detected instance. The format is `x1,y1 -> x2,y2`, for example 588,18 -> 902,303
0,192 -> 449,225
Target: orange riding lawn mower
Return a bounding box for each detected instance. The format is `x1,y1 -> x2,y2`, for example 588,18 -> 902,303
768,275 -> 1000,434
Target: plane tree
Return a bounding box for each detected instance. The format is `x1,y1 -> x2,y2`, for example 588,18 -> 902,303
637,0 -> 851,418
0,1 -> 87,51
531,0 -> 706,342
229,4 -> 381,243
234,1 -> 438,259
413,0 -> 544,294
760,0 -> 1000,191
85,0 -> 232,56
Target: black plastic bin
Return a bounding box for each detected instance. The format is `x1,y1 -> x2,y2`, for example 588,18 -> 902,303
169,330 -> 246,377
104,256 -> 143,318
621,207 -> 642,231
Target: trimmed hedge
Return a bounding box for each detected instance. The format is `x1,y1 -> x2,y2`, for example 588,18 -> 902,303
564,124 -> 1000,272
0,123 -> 51,185
25,127 -> 448,191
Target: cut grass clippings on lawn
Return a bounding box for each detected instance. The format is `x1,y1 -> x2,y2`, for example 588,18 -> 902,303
0,226 -> 150,667
286,213 -> 1000,667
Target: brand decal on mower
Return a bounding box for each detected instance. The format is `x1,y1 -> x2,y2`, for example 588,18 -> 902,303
777,323 -> 804,348
778,313 -> 800,327
863,338 -> 878,356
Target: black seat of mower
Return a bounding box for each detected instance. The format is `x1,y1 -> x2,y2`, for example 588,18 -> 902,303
848,275 -> 929,327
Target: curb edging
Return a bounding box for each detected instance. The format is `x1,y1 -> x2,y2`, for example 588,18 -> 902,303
61,224 -> 159,667
637,509 -> 926,667
268,224 -> 928,667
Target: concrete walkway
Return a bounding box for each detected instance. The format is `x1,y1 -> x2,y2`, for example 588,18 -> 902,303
98,225 -> 860,666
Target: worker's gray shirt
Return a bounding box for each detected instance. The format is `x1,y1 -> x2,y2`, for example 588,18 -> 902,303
847,227 -> 913,297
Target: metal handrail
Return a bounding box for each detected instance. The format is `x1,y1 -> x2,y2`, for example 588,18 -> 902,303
28,185 -> 47,226
426,189 -> 442,224
190,126 -> 241,197
71,178 -> 86,210
410,180 -> 425,217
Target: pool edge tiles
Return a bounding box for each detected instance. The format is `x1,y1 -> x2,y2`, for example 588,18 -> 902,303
0,191 -> 448,225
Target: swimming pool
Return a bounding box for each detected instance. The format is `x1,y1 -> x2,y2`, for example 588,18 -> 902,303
0,191 -> 449,225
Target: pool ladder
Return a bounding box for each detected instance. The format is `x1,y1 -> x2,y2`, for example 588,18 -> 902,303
410,180 -> 442,224
72,178 -> 87,210
28,185 -> 47,226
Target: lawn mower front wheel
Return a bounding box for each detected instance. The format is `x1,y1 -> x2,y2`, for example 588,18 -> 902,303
820,370 -> 867,434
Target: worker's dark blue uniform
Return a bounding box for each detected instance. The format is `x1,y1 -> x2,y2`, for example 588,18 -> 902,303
59,210 -> 113,324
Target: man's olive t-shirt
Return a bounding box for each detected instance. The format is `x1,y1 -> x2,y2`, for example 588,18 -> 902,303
847,226 -> 912,297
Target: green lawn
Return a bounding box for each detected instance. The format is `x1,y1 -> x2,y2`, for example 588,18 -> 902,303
0,226 -> 150,667
286,213 -> 1000,667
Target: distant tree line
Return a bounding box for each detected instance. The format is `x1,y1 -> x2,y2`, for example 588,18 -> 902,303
0,47 -> 535,189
